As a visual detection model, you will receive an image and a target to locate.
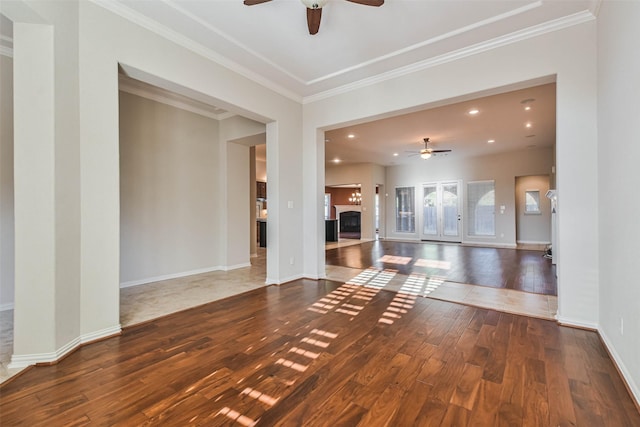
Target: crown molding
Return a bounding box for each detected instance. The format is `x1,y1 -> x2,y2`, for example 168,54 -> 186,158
118,74 -> 233,121
303,10 -> 595,104
91,0 -> 302,104
163,0 -> 306,86
306,1 -> 543,86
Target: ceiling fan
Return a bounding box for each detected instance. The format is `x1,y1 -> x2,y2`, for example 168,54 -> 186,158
243,0 -> 385,35
407,138 -> 452,159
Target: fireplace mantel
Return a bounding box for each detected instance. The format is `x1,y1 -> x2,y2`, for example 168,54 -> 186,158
334,204 -> 361,218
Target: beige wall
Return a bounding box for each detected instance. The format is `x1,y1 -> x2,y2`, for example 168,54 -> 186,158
597,0 -> 640,402
515,175 -> 551,244
0,54 -> 14,310
384,148 -> 553,246
119,91 -> 220,285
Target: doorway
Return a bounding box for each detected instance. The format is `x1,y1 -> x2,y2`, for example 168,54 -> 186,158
421,181 -> 462,242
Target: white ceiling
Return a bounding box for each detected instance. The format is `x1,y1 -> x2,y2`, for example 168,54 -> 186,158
325,80 -> 557,166
21,0 -> 592,168
106,0 -> 597,101
100,0 -> 594,167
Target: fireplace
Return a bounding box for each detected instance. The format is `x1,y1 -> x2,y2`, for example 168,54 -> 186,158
339,211 -> 361,232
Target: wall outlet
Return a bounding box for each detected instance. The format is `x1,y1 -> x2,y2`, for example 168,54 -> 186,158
620,317 -> 624,335
289,257 -> 294,265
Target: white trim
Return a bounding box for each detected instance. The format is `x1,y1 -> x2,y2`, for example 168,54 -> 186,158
598,328 -> 640,407
90,0 -> 593,103
0,302 -> 14,311
304,10 -> 595,103
80,325 -> 122,344
307,1 -> 544,86
221,262 -> 251,271
118,76 -> 231,121
8,337 -> 80,369
516,240 -> 551,245
8,325 -> 121,369
556,316 -> 598,330
462,241 -> 517,249
383,237 -> 422,243
265,274 -> 305,286
120,266 -> 224,288
91,0 -> 302,103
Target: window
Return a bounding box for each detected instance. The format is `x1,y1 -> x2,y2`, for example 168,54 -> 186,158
324,193 -> 331,220
395,187 -> 415,232
525,190 -> 541,214
467,181 -> 495,236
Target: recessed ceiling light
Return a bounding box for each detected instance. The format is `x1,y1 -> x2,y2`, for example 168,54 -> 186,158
525,122 -> 532,128
333,158 -> 341,163
487,139 -> 495,144
468,109 -> 479,115
524,106 -> 531,111
393,153 -> 399,157
347,134 -> 355,139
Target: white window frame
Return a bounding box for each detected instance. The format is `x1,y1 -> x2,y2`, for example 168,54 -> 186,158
524,189 -> 541,214
395,186 -> 416,233
467,180 -> 495,237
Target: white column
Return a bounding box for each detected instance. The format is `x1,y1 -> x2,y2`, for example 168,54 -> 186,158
11,22 -> 56,364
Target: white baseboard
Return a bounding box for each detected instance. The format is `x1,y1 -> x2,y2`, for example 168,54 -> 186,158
516,240 -> 551,245
80,325 -> 122,344
120,263 -> 255,288
8,324 -> 121,369
598,328 -> 640,407
120,266 -> 224,288
383,237 -> 422,243
265,274 -> 305,286
556,315 -> 598,330
221,262 -> 251,271
0,302 -> 14,311
463,241 -> 517,249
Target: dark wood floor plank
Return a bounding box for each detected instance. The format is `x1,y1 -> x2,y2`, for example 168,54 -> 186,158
1,279 -> 638,426
326,240 -> 556,295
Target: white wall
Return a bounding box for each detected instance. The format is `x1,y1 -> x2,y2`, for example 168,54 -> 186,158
3,0 -> 302,366
0,54 -> 14,311
119,91 -> 220,285
597,0 -> 640,403
515,175 -> 551,244
304,21 -> 599,329
383,148 -> 553,246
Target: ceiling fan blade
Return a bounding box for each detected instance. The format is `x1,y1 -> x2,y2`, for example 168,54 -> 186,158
430,149 -> 452,153
346,0 -> 384,6
306,8 -> 322,35
243,0 -> 272,5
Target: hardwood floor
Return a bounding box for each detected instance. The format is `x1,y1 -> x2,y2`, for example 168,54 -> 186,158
326,241 -> 557,295
1,278 -> 638,426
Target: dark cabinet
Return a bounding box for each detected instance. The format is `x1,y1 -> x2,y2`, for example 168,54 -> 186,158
325,219 -> 338,242
257,181 -> 267,199
258,220 -> 267,247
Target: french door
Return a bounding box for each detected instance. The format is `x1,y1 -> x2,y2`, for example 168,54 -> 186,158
421,181 -> 462,242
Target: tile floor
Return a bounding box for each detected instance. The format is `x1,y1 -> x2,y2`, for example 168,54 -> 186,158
0,241 -> 557,384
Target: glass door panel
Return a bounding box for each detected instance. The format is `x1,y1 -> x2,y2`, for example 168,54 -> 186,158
421,181 -> 461,242
423,185 -> 438,236
442,183 -> 459,237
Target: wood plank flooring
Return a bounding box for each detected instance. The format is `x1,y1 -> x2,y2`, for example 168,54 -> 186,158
1,278 -> 637,426
326,241 -> 557,295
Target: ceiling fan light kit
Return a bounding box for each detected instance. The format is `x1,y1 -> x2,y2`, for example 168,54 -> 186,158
301,0 -> 328,8
407,138 -> 452,160
244,0 -> 384,35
